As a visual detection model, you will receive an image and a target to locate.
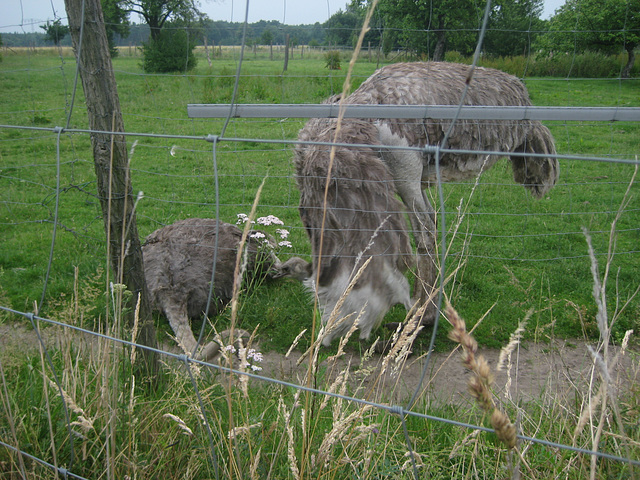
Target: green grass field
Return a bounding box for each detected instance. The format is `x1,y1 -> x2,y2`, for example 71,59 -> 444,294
1,48 -> 638,351
0,47 -> 639,479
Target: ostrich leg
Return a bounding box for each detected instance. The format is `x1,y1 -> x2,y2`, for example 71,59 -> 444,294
379,144 -> 439,326
400,189 -> 439,326
160,299 -> 197,354
160,298 -> 220,361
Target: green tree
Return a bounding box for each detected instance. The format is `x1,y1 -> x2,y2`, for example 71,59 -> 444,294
324,1 -> 381,48
127,1 -> 201,72
40,19 -> 70,46
324,9 -> 359,46
260,28 -> 273,45
141,22 -> 197,72
539,0 -> 639,77
376,0 -> 482,60
261,28 -> 274,59
484,0 -> 546,57
124,0 -> 201,41
102,0 -> 130,56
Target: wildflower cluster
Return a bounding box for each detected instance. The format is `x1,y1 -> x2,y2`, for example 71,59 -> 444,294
222,344 -> 264,372
236,213 -> 293,249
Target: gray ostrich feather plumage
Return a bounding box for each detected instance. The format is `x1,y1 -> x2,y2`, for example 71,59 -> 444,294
345,61 -> 559,195
295,118 -> 413,345
294,62 -> 559,344
142,218 -> 275,359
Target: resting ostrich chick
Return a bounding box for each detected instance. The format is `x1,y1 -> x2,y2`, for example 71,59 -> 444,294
329,61 -> 559,324
142,218 -> 278,361
293,118 -> 414,346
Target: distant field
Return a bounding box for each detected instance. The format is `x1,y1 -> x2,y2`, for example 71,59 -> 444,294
0,49 -> 638,352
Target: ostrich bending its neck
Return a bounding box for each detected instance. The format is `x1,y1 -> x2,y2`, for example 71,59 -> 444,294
329,61 -> 559,325
143,218 -> 279,360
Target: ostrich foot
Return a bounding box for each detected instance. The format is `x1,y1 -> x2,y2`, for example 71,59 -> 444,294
195,329 -> 253,363
383,306 -> 437,339
197,341 -> 222,362
374,336 -> 398,354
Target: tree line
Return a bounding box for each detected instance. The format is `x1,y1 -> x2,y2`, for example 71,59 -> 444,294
2,0 -> 637,76
3,20 -> 325,49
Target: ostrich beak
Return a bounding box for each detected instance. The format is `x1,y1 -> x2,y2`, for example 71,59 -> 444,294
269,257 -> 312,281
269,263 -> 288,279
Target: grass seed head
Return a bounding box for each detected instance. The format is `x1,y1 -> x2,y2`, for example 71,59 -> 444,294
446,302 -> 518,449
491,409 -> 517,449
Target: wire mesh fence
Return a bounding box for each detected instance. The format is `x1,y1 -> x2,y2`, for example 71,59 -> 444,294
1,0 -> 639,478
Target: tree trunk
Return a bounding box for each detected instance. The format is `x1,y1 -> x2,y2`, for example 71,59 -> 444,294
63,0 -> 158,383
433,15 -> 446,62
149,25 -> 161,42
283,34 -> 289,72
622,44 -> 635,79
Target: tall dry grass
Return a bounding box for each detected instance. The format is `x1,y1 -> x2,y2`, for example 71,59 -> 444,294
1,167 -> 639,479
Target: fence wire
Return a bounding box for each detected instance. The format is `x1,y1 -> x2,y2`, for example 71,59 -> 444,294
1,0 -> 640,479
2,305 -> 640,477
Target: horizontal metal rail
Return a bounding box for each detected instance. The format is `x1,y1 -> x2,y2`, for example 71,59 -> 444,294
187,104 -> 640,122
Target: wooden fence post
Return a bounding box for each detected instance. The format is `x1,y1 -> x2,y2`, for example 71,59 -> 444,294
63,0 -> 159,384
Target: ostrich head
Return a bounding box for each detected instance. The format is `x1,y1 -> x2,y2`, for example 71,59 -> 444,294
270,256 -> 313,282
510,123 -> 559,198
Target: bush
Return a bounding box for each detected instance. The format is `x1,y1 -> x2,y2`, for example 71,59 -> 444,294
531,51 -> 622,78
141,29 -> 197,73
442,52 -> 633,78
324,50 -> 341,70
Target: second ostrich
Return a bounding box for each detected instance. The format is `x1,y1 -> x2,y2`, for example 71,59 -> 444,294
142,218 -> 278,360
293,118 -> 414,346
319,61 -> 559,325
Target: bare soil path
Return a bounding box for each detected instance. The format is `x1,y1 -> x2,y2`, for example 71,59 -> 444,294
2,321 -> 637,407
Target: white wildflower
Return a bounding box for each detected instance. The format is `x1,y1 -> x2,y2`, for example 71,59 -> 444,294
257,215 -> 284,226
276,228 -> 289,239
236,213 -> 254,225
247,349 -> 263,363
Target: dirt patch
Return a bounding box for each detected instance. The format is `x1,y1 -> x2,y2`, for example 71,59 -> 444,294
257,339 -> 638,406
1,320 -> 637,406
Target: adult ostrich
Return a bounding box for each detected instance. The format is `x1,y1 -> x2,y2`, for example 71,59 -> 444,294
334,61 -> 559,325
293,118 -> 415,346
142,218 -> 278,360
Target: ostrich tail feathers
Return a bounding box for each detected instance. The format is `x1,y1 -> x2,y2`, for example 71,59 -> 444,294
510,123 -> 559,198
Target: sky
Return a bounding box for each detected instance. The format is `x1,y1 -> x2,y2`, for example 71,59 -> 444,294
1,0 -> 567,34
